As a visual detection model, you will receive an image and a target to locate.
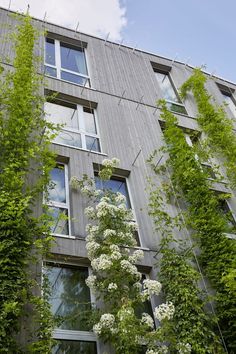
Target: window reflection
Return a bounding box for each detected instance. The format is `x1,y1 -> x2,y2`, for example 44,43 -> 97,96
60,43 -> 88,76
52,340 -> 97,354
95,176 -> 131,208
46,265 -> 91,331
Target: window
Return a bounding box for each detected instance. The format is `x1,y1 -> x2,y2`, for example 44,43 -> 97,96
154,70 -> 187,114
221,89 -> 236,119
45,38 -> 90,86
45,101 -> 101,152
218,199 -> 236,232
45,263 -> 97,353
94,173 -> 141,246
47,164 -> 70,236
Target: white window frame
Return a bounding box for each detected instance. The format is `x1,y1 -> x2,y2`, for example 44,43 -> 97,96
45,38 -> 90,87
155,71 -> 187,114
47,163 -> 71,237
44,262 -> 99,353
45,101 -> 101,153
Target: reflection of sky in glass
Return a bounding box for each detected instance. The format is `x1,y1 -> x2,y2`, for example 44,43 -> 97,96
49,207 -> 68,235
46,266 -> 90,331
49,166 -> 66,203
84,108 -> 97,134
61,71 -> 88,86
45,38 -> 55,66
85,136 -> 100,152
45,102 -> 78,129
95,176 -> 131,208
52,340 -> 97,354
155,72 -> 179,103
222,93 -> 236,118
60,44 -> 87,75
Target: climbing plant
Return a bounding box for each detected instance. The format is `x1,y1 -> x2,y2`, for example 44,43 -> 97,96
72,158 -> 190,354
180,68 -> 236,188
0,14 -> 57,353
153,101 -> 236,352
147,179 -> 224,353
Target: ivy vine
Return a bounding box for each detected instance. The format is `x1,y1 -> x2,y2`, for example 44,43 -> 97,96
154,101 -> 236,352
0,14 -> 57,353
180,68 -> 236,188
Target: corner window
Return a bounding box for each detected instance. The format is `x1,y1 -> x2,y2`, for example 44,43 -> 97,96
47,164 -> 70,236
221,90 -> 236,119
45,101 -> 101,153
44,263 -> 97,353
154,70 -> 187,115
45,38 -> 90,87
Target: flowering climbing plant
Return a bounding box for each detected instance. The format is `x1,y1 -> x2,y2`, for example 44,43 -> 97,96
73,158 -> 188,354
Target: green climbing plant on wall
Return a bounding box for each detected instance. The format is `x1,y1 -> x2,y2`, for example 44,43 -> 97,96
0,14 -> 57,353
151,100 -> 236,352
180,68 -> 236,188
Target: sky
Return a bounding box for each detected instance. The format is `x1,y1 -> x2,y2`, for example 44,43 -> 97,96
0,0 -> 235,83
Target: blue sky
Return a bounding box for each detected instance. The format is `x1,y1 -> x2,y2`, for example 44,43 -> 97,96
121,0 -> 236,83
0,0 -> 234,83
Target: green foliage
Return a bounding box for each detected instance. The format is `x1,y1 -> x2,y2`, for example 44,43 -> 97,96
180,68 -> 236,188
147,180 -> 223,353
157,100 -> 236,352
0,14 -> 57,353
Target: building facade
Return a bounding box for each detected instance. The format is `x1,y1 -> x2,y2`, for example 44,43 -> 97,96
0,6 -> 236,353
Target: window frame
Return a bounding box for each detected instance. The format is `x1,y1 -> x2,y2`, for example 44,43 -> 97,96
46,163 -> 71,237
44,261 -> 99,353
45,38 -> 90,87
45,101 -> 102,153
221,90 -> 236,119
154,69 -> 187,115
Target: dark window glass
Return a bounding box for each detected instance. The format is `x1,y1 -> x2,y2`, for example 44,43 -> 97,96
166,101 -> 187,115
46,265 -> 91,331
60,43 -> 87,75
218,200 -> 236,231
52,340 -> 97,354
45,38 -> 55,65
49,165 -> 66,203
95,176 -> 131,208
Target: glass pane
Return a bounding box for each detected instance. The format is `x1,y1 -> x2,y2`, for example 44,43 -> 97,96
85,136 -> 100,152
218,200 -> 236,231
45,65 -> 57,78
45,38 -> 55,65
222,93 -> 236,118
48,207 -> 69,235
46,265 -> 91,331
55,130 -> 82,148
52,340 -> 97,354
155,72 -> 179,103
45,102 -> 78,129
60,43 -> 88,75
166,101 -> 187,114
61,71 -> 88,86
83,108 -> 97,134
48,165 -> 66,203
95,177 -> 131,208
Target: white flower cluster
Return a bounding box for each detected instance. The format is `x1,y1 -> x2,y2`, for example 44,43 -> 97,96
102,158 -> 120,167
86,241 -> 100,259
146,345 -> 168,354
93,313 -> 116,335
84,206 -> 96,219
143,279 -> 162,297
81,185 -> 92,195
91,254 -> 112,271
141,313 -> 154,329
154,302 -> 175,322
109,244 -> 122,260
85,275 -> 97,290
108,282 -> 118,291
70,176 -> 80,190
120,259 -> 141,280
118,306 -> 134,322
96,200 -> 120,218
129,249 -> 144,263
177,342 -> 191,354
104,229 -> 116,238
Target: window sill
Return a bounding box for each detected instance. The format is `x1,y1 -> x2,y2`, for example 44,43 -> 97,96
53,329 -> 96,341
224,232 -> 236,240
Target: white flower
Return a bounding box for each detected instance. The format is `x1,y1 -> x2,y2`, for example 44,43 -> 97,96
108,282 -> 118,291
111,157 -> 120,165
104,229 -> 116,238
85,275 -> 97,290
86,241 -> 100,259
146,346 -> 168,354
81,185 -> 92,195
70,176 -> 80,190
115,192 -> 126,204
110,244 -> 120,252
129,249 -> 144,263
154,302 -> 175,322
133,282 -> 142,291
93,323 -> 102,335
143,279 -> 162,297
141,313 -> 154,329
120,260 -> 141,280
100,313 -> 115,327
91,254 -> 112,271
177,342 -> 192,354
84,206 -> 96,218
101,159 -> 113,167
109,245 -> 121,260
